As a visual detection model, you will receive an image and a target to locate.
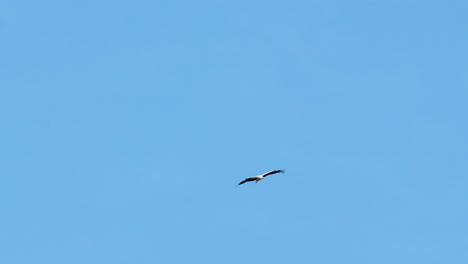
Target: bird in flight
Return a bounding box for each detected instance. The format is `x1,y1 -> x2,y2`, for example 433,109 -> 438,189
238,170 -> 285,186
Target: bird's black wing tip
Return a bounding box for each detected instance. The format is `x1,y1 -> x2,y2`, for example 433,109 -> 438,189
238,178 -> 256,186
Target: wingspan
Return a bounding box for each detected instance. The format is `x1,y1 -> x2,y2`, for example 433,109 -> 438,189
262,169 -> 285,177
238,177 -> 256,185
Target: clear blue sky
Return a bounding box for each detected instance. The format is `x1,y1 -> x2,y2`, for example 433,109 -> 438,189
1,1 -> 467,263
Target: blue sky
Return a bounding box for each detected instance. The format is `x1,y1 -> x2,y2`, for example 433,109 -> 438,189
1,1 -> 467,263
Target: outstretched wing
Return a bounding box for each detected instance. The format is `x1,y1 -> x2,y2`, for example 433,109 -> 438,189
262,169 -> 285,178
238,177 -> 256,185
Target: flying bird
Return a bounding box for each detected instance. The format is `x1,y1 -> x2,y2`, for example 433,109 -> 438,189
238,170 -> 285,186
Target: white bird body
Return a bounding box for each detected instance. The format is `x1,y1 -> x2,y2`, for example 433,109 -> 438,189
238,170 -> 284,186
246,176 -> 263,182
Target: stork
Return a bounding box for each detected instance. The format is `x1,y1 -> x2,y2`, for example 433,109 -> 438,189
237,170 -> 284,186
